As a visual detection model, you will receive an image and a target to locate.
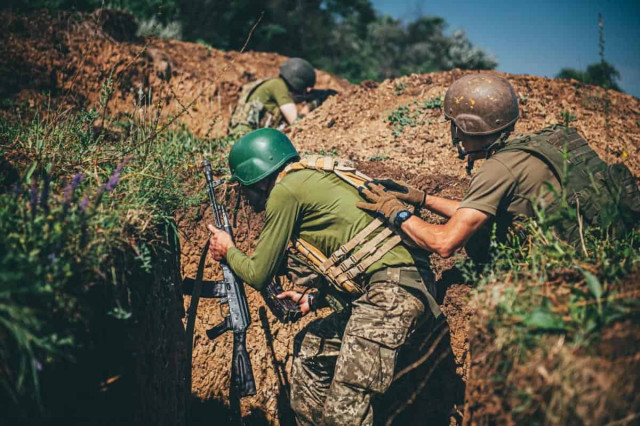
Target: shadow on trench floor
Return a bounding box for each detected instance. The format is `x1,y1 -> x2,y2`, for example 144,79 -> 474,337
188,317 -> 464,426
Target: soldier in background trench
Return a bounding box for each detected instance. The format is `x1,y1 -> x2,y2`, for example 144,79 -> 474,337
358,73 -> 639,264
228,58 -> 316,138
207,128 -> 441,425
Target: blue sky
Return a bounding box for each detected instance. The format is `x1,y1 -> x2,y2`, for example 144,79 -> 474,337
371,0 -> 640,98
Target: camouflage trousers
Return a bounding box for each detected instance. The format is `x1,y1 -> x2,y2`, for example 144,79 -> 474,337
290,281 -> 426,425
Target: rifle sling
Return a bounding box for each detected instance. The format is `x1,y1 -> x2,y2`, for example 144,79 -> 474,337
185,239 -> 210,392
183,277 -> 225,298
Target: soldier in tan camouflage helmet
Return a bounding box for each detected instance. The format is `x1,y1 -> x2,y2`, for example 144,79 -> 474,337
228,58 -> 316,138
358,73 -> 640,263
208,129 -> 441,424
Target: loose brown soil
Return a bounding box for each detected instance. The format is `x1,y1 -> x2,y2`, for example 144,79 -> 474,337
3,9 -> 639,425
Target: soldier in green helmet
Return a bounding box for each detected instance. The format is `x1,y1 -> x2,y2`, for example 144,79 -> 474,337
228,58 -> 317,138
358,73 -> 639,262
207,128 -> 441,425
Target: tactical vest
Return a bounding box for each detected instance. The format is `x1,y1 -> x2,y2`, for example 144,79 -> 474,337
275,155 -> 402,295
228,79 -> 284,137
498,125 -> 640,246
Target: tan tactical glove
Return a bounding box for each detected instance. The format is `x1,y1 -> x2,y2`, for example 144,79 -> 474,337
357,183 -> 407,223
371,178 -> 426,207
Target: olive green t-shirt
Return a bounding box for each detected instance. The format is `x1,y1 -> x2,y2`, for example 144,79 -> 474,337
227,169 -> 430,291
247,78 -> 294,116
459,149 -> 561,261
459,150 -> 560,219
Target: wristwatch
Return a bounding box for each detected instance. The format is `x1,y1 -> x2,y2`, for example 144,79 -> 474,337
394,210 -> 413,227
307,292 -> 317,311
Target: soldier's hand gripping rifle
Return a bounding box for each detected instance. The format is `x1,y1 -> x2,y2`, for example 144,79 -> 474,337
185,160 -> 256,397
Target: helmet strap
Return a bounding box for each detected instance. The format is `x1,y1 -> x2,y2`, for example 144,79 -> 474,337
466,157 -> 475,175
483,131 -> 511,159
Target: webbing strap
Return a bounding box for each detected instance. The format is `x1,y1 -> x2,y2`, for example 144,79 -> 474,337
334,169 -> 369,190
335,234 -> 402,284
275,155 -> 401,294
336,227 -> 393,272
276,155 -> 373,189
293,239 -> 325,268
320,218 -> 384,272
293,239 -> 363,294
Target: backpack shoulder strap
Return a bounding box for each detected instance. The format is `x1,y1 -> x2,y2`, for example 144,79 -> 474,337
276,155 -> 372,189
240,78 -> 268,103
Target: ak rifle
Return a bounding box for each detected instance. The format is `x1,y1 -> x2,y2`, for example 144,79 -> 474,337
184,161 -> 303,397
186,160 -> 256,397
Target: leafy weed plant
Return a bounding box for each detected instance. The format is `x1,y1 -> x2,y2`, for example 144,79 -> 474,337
385,95 -> 442,137
1,96 -> 231,410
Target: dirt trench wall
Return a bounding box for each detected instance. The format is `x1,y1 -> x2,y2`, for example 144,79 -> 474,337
26,226 -> 188,426
130,229 -> 188,426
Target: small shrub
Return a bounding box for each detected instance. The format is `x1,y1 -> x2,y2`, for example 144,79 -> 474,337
385,95 -> 442,137
136,16 -> 183,40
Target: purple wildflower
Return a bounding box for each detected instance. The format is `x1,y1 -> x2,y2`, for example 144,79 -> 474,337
79,196 -> 89,213
104,169 -> 120,192
48,253 -> 57,263
102,157 -> 130,194
63,173 -> 84,205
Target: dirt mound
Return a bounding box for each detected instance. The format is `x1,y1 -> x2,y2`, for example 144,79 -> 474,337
0,10 -> 349,136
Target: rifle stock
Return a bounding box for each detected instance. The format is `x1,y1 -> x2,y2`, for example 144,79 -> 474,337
232,332 -> 257,396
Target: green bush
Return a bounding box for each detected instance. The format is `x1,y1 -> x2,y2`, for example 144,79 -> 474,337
0,97 -> 229,411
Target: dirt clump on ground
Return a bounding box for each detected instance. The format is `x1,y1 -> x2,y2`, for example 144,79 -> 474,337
464,272 -> 640,425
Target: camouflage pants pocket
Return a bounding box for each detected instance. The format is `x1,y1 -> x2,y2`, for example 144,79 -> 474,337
338,334 -> 397,394
290,313 -> 349,426
322,281 -> 425,425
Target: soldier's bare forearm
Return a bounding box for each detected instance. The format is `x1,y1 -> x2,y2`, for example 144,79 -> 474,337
423,194 -> 460,219
401,207 -> 489,258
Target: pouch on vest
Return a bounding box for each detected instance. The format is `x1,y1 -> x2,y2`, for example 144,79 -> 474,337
229,79 -> 284,135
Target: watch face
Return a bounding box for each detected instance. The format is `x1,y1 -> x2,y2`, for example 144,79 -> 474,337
396,210 -> 412,224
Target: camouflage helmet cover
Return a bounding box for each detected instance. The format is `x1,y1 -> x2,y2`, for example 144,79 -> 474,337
279,58 -> 316,93
444,73 -> 519,135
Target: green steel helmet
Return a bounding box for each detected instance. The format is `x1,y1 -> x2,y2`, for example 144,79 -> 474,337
444,73 -> 519,135
229,128 -> 299,186
279,58 -> 316,93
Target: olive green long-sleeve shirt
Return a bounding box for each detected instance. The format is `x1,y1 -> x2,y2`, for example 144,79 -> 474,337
226,169 -> 430,291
